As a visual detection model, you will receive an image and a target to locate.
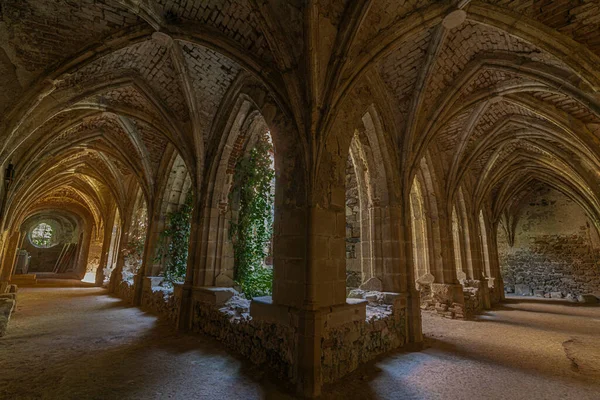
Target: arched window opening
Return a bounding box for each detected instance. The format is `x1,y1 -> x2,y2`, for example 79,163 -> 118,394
20,214 -> 80,275
345,151 -> 362,288
122,191 -> 147,283
344,132 -> 380,292
230,130 -> 275,298
30,222 -> 54,248
154,154 -> 193,286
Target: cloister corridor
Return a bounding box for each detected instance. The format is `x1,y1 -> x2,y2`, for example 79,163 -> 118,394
1,282 -> 599,400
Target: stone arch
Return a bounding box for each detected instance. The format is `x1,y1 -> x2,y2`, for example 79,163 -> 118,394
192,82 -> 308,305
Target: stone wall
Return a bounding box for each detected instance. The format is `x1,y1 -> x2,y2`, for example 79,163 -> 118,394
23,240 -> 76,273
191,295 -> 296,380
321,301 -> 406,383
113,280 -> 135,304
141,286 -> 180,323
189,288 -> 408,387
499,188 -> 600,298
461,280 -> 484,316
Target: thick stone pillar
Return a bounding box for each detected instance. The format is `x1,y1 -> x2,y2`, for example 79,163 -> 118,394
0,231 -> 21,282
108,221 -> 130,294
134,207 -> 160,306
429,210 -> 465,318
464,214 -> 491,311
176,203 -> 201,331
398,202 -> 423,344
96,207 -> 116,286
486,222 -> 505,304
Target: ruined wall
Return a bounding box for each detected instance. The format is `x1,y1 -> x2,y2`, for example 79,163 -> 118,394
499,188 -> 600,298
114,280 -> 135,304
140,280 -> 180,323
321,298 -> 406,383
345,155 -> 361,288
191,297 -> 295,381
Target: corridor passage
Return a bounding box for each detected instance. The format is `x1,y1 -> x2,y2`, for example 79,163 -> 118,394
1,286 -> 599,400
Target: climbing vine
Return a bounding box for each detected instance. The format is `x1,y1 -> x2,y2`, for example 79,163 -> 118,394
156,192 -> 193,286
230,133 -> 275,299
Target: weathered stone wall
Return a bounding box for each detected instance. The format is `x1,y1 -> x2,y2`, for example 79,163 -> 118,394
345,155 -> 362,288
114,280 -> 135,304
462,280 -> 484,316
499,188 -> 600,298
191,298 -> 296,380
141,287 -> 180,323
321,304 -> 406,383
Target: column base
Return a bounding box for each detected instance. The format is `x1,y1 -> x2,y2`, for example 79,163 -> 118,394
132,274 -> 144,306
173,283 -> 193,330
461,279 -> 491,316
486,277 -> 505,304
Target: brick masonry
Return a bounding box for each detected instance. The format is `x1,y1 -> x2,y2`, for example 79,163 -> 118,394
498,187 -> 600,297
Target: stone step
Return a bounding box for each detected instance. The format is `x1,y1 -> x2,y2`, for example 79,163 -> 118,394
9,274 -> 37,286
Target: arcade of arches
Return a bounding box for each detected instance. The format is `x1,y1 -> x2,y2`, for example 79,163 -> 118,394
1,1 -> 600,398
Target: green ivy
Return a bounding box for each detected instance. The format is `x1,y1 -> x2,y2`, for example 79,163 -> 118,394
230,134 -> 275,299
156,192 -> 193,286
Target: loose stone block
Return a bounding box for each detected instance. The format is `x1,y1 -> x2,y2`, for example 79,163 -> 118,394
515,284 -> 532,296
577,294 -> 599,303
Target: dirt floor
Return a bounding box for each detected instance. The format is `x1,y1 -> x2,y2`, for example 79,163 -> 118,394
1,285 -> 600,399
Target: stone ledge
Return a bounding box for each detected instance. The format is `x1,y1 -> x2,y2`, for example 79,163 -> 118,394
325,299 -> 367,328
192,286 -> 238,305
142,276 -> 164,290
250,296 -> 297,326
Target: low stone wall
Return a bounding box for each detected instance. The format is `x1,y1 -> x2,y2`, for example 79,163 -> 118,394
113,280 -> 135,304
321,304 -> 406,383
461,280 -> 485,317
419,281 -> 465,319
141,286 -> 179,323
487,277 -> 504,304
191,294 -> 296,380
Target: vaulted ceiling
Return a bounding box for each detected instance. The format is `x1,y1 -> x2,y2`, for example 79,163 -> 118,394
1,0 -> 599,232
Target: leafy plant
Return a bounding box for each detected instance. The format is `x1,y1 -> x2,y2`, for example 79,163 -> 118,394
156,192 -> 193,286
230,133 -> 275,299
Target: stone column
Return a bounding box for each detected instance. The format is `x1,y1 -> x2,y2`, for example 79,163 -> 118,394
464,213 -> 491,311
176,202 -> 201,331
486,222 -> 505,304
431,209 -> 465,318
0,231 -> 21,282
96,207 -> 116,286
133,206 -> 160,306
398,200 -> 423,345
73,224 -> 92,280
108,220 -> 130,294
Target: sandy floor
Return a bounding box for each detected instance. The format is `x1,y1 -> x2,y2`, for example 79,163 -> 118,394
1,286 -> 599,399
